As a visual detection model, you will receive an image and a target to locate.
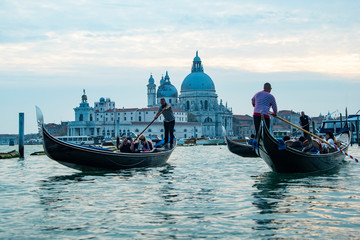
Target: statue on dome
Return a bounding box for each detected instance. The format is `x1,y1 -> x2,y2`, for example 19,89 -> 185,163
81,89 -> 87,103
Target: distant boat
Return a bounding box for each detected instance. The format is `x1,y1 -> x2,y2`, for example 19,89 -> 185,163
257,116 -> 351,173
36,106 -> 176,171
196,138 -> 224,145
319,117 -> 359,143
56,136 -> 94,145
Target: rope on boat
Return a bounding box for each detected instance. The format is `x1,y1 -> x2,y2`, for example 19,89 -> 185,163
330,143 -> 359,163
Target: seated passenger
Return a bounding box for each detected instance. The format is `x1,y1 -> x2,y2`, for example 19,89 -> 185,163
282,136 -> 290,141
323,132 -> 337,152
248,134 -> 256,145
302,135 -> 318,153
131,135 -> 153,152
290,140 -> 304,150
118,137 -> 134,153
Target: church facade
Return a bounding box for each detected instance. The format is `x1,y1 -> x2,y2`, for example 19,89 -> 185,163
147,51 -> 233,137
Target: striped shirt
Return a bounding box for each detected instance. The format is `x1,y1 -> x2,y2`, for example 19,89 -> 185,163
252,90 -> 277,118
158,104 -> 175,122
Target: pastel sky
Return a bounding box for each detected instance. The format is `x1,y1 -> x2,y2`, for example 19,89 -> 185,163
1,0 -> 360,134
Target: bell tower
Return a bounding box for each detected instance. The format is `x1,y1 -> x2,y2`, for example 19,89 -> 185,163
147,74 -> 156,107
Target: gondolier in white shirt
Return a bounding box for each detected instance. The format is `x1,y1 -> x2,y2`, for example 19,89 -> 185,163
155,98 -> 175,148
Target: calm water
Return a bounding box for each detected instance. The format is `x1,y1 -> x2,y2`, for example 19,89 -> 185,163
1,144 -> 360,239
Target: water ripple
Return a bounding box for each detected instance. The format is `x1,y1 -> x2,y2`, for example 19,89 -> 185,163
0,145 -> 360,238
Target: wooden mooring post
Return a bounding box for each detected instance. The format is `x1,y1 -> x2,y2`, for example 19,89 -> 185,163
19,113 -> 24,158
312,121 -> 316,134
357,116 -> 360,146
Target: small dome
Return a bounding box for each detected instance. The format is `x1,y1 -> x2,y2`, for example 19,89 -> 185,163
160,76 -> 165,85
157,82 -> 178,98
148,74 -> 154,84
100,97 -> 105,102
181,72 -> 215,92
194,50 -> 201,62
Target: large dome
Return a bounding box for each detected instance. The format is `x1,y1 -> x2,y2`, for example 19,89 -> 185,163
180,51 -> 216,92
181,72 -> 215,92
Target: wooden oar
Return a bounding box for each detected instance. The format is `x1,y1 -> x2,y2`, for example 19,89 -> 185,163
273,115 -> 359,163
134,107 -> 168,142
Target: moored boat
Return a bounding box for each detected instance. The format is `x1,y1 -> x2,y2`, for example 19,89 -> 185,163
196,138 -> 224,145
224,135 -> 258,158
36,107 -> 176,171
257,116 -> 351,173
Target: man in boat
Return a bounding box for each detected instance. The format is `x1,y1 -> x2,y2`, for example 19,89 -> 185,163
299,111 -> 311,138
118,136 -> 134,153
251,82 -> 278,137
247,134 -> 256,148
154,98 -> 175,149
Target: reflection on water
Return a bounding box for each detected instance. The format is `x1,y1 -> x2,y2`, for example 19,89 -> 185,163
1,145 -> 360,238
250,167 -> 349,238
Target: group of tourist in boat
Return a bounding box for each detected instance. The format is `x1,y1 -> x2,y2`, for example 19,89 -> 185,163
280,132 -> 338,154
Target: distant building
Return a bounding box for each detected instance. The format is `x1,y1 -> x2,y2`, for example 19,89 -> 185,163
0,134 -> 18,145
273,110 -> 301,133
44,122 -> 68,136
233,115 -> 255,138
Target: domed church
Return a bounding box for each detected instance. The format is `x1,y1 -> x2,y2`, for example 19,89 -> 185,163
147,51 -> 233,137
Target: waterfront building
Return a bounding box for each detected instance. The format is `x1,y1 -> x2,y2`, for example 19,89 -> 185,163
0,134 -> 18,145
233,115 -> 255,138
68,90 -> 202,140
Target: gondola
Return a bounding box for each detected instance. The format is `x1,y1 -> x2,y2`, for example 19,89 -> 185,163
257,116 -> 351,173
224,135 -> 258,158
36,107 -> 176,171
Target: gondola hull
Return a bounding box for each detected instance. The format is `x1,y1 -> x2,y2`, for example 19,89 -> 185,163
37,107 -> 175,171
224,136 -> 258,158
257,117 -> 350,173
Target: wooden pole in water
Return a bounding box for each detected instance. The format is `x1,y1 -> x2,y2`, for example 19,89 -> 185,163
19,113 -> 24,158
350,122 -> 353,146
312,121 -> 316,134
357,116 -> 359,146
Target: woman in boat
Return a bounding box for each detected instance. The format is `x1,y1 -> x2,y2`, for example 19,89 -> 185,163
323,132 -> 337,153
131,135 -> 153,152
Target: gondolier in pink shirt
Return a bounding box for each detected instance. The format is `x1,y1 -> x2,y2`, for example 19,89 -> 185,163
252,82 -> 278,137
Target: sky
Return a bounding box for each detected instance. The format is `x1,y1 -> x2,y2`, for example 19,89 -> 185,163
1,0 -> 360,134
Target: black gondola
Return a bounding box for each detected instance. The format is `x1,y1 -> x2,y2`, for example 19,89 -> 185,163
224,136 -> 258,158
36,107 -> 176,171
257,116 -> 351,173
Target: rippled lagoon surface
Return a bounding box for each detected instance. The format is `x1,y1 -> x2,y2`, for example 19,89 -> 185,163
1,145 -> 360,239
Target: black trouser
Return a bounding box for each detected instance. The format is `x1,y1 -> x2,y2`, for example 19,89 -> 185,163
254,115 -> 270,138
302,125 -> 310,138
164,120 -> 175,145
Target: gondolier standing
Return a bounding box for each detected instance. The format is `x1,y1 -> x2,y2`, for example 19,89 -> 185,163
299,111 -> 311,138
155,98 -> 175,148
252,82 -> 278,137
